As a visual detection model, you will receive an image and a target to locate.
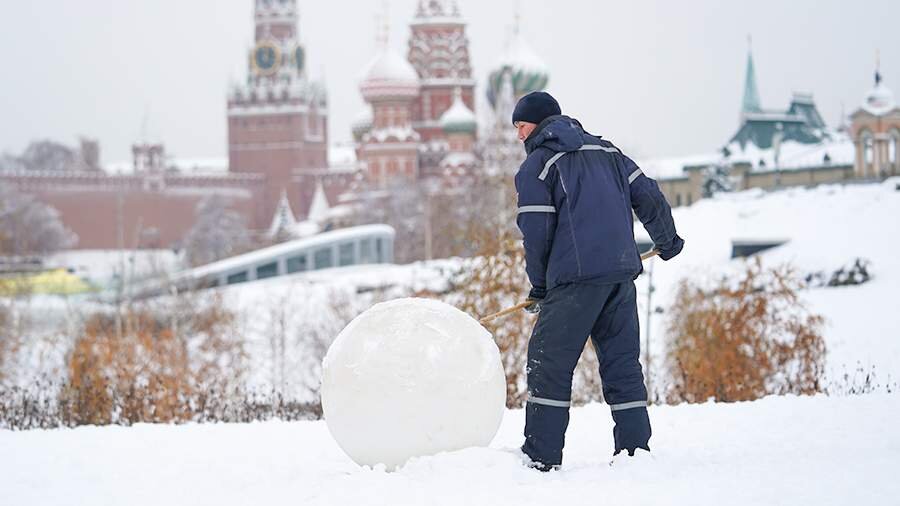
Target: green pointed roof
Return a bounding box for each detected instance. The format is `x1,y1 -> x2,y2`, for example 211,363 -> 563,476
742,50 -> 762,114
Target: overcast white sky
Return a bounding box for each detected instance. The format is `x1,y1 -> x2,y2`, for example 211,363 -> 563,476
0,0 -> 897,165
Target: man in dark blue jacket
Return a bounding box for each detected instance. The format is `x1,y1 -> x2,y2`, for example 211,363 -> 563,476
511,91 -> 684,470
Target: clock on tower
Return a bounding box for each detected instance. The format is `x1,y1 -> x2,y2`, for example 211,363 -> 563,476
251,41 -> 281,76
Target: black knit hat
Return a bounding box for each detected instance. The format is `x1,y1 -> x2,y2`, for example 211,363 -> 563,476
512,91 -> 561,125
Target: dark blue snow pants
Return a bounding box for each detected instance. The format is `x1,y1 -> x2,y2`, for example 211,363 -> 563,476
522,280 -> 651,466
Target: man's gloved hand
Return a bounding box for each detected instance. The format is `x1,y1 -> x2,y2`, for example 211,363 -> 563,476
524,286 -> 546,314
658,234 -> 685,261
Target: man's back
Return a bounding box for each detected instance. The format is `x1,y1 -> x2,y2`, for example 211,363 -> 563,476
515,115 -> 681,291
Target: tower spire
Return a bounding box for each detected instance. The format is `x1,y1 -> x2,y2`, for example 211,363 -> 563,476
513,0 -> 522,36
741,35 -> 763,115
376,1 -> 390,48
875,49 -> 882,85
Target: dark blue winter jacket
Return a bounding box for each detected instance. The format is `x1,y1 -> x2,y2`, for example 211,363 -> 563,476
515,115 -> 683,292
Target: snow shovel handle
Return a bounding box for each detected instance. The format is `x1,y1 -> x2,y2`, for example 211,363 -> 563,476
478,300 -> 534,325
477,249 -> 659,326
640,249 -> 660,262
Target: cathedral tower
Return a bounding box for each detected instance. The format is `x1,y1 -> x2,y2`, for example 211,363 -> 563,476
407,0 -> 476,163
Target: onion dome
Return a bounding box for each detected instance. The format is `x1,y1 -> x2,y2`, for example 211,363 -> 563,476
486,31 -> 549,110
351,106 -> 373,141
359,48 -> 420,101
440,89 -> 477,134
863,71 -> 896,116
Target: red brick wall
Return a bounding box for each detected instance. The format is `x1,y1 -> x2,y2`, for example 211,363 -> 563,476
2,173 -> 264,250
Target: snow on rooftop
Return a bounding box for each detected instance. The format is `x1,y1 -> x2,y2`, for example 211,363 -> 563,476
741,111 -> 806,123
440,90 -> 477,132
636,132 -> 855,180
862,81 -> 897,116
305,180 -> 331,223
725,133 -> 856,170
105,156 -> 228,175
365,126 -> 421,143
182,224 -> 395,281
351,106 -> 373,130
495,30 -> 548,76
441,151 -> 478,167
361,48 -> 420,86
328,144 -> 357,169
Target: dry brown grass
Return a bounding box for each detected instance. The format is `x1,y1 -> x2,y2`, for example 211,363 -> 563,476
59,293 -> 246,425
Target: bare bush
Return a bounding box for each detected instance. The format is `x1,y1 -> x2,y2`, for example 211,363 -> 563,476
293,289 -> 369,403
665,259 -> 827,403
0,303 -> 14,384
0,295 -> 34,387
1,380 -> 321,430
256,283 -> 373,406
825,362 -> 897,396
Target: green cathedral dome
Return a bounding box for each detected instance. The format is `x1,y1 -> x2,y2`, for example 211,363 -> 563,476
486,33 -> 549,110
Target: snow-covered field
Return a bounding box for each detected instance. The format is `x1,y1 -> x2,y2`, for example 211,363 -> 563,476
635,179 -> 900,390
3,393 -> 898,505
4,181 -> 899,505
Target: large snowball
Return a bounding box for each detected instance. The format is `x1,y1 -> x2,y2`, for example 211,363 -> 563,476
321,297 -> 506,470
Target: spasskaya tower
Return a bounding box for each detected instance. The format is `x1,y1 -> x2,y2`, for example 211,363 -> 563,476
227,0 -> 328,226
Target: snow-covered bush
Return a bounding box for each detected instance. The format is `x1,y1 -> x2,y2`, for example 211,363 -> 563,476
665,259 -> 826,403
181,195 -> 252,267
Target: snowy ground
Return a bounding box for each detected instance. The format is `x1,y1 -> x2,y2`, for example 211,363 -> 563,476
3,393 -> 898,505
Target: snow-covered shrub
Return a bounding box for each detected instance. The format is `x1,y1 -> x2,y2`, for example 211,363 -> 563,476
181,195 -> 252,267
665,259 -> 826,403
804,258 -> 871,288
0,185 -> 77,256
